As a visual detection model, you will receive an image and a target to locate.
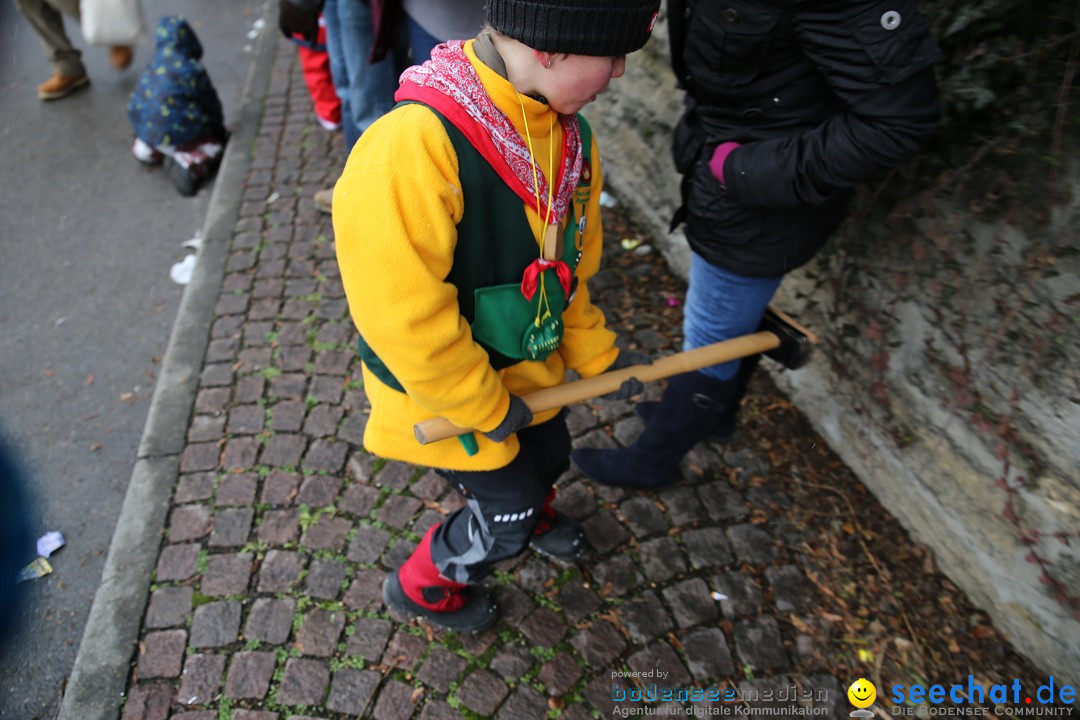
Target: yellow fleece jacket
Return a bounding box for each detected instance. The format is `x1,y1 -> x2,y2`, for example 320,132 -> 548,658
333,40 -> 618,471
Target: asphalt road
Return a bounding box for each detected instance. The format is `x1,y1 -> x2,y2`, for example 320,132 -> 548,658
0,2 -> 263,717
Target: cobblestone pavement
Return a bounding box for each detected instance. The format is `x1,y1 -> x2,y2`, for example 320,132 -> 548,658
120,38 -> 848,720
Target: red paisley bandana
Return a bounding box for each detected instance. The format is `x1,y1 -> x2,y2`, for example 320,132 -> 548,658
395,41 -> 583,224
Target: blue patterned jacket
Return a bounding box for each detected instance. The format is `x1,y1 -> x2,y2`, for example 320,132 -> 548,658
127,16 -> 226,149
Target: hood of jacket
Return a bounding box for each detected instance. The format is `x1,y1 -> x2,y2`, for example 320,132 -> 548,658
155,15 -> 203,60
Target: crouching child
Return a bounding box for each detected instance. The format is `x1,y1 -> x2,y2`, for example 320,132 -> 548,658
127,16 -> 229,196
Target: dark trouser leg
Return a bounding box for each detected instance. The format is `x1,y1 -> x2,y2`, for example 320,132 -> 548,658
385,415 -> 570,631
431,413 -> 570,583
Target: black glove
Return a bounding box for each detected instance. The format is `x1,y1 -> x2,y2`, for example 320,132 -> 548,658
600,349 -> 651,401
278,1 -> 319,43
481,394 -> 534,443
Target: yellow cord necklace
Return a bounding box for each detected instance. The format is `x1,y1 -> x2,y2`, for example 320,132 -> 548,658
517,94 -> 557,331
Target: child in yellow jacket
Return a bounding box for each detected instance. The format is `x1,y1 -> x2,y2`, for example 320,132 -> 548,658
334,0 -> 660,632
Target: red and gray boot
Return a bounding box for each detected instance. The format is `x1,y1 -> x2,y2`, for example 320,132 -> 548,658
382,525 -> 497,633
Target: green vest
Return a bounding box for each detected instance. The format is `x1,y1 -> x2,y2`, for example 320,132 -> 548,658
358,105 -> 594,393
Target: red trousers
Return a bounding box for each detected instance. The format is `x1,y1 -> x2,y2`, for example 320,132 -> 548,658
295,23 -> 341,126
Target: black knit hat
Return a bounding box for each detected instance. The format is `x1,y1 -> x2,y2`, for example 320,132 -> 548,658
486,0 -> 661,56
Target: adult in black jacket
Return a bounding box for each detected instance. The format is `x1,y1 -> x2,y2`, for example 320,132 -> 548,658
573,0 -> 942,488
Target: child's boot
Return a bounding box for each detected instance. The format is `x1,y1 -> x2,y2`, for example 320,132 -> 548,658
529,489 -> 585,561
382,525 -> 497,632
167,156 -> 198,196
132,138 -> 164,165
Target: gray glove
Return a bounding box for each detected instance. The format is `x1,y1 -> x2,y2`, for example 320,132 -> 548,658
481,394 -> 534,443
601,350 -> 651,401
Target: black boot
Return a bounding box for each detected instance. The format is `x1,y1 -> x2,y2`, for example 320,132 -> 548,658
634,355 -> 759,444
528,488 -> 586,561
571,371 -> 739,489
167,156 -> 198,196
634,400 -> 737,443
530,511 -> 586,561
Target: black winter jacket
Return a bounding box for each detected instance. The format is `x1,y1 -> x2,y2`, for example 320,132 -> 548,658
668,0 -> 942,277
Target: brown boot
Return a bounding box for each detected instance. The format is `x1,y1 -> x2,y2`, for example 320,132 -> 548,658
313,188 -> 333,214
37,72 -> 90,101
109,45 -> 133,70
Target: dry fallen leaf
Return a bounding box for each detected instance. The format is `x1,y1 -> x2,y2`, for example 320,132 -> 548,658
789,615 -> 813,634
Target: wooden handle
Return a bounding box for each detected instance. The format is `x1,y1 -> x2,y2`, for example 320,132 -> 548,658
413,331 -> 781,445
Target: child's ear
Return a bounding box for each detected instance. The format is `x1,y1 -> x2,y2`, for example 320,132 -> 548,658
532,49 -> 554,69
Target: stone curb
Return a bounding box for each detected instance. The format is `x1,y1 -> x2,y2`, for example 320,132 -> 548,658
56,4 -> 277,718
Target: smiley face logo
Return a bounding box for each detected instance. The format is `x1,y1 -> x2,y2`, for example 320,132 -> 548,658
848,678 -> 877,708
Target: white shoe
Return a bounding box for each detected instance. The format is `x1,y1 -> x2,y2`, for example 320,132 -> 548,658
132,137 -> 163,165
316,115 -> 341,132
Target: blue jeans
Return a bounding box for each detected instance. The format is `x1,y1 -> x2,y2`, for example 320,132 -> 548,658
406,13 -> 441,64
323,0 -> 402,151
683,252 -> 782,382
